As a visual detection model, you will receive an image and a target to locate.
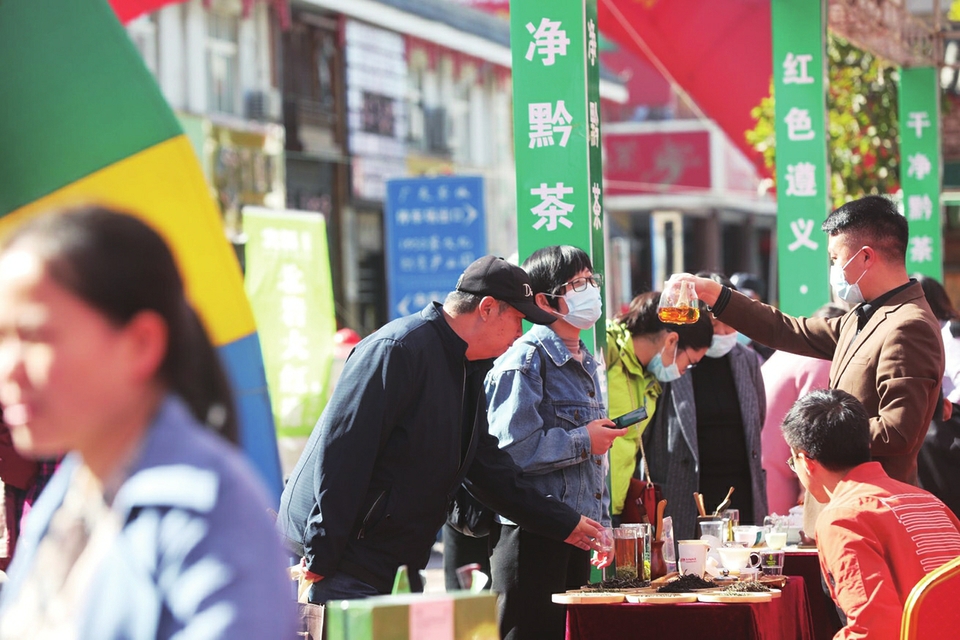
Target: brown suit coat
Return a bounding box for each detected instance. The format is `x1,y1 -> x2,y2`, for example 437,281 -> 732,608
717,281 -> 944,484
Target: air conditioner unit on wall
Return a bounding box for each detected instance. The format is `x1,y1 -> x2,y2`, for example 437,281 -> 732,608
245,88 -> 282,122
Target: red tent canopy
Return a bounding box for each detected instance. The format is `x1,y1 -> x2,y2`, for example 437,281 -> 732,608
109,0 -> 288,27
598,0 -> 772,175
109,0 -> 181,22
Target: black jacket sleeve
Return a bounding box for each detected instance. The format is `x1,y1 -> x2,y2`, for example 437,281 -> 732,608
464,415 -> 581,541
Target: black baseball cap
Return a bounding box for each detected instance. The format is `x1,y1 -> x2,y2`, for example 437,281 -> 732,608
455,255 -> 557,325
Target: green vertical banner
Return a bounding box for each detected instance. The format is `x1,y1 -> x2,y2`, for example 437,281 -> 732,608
771,0 -> 830,316
899,67 -> 943,279
243,207 -> 337,437
511,0 -> 605,354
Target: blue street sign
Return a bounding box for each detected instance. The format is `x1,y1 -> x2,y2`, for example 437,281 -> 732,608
385,176 -> 487,320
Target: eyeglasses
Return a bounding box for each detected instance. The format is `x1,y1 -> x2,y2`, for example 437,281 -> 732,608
681,351 -> 699,373
786,456 -> 796,472
554,274 -> 603,295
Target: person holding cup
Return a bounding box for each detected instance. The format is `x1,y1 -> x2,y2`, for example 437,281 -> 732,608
486,246 -> 624,640
781,389 -> 960,639
671,197 -> 945,542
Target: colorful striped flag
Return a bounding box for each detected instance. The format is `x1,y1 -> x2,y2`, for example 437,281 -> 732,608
0,0 -> 283,499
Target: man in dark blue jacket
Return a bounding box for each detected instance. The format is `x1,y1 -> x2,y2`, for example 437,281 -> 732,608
278,256 -> 605,602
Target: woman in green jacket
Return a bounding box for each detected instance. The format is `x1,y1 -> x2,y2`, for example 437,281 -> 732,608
606,292 -> 713,522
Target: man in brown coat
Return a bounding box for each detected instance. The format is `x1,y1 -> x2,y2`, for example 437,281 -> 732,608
677,196 -> 943,534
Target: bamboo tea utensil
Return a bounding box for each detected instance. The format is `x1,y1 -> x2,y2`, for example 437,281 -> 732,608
693,492 -> 706,517
713,486 -> 735,516
655,499 -> 667,541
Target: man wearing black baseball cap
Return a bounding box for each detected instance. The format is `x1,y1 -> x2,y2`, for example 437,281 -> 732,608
279,255 -> 604,603
454,255 -> 557,326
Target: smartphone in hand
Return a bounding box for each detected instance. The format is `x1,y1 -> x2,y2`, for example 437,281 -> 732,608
609,407 -> 648,429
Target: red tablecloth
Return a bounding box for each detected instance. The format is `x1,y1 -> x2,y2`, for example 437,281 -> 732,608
565,577 -> 815,640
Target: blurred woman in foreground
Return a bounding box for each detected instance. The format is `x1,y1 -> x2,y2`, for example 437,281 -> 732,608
0,206 -> 295,639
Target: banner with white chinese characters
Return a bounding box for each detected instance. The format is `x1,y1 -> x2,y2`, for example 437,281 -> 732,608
384,176 -> 487,320
511,0 -> 605,352
899,67 -> 942,279
243,207 -> 337,438
772,0 -> 830,315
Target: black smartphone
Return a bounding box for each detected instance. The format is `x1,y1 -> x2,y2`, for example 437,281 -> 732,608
610,407 -> 648,429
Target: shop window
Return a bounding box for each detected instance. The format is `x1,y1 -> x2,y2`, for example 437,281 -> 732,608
406,51 -> 427,151
207,11 -> 240,115
361,92 -> 396,137
283,19 -> 342,134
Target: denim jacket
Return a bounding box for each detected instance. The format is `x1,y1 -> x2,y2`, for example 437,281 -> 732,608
485,324 -> 610,526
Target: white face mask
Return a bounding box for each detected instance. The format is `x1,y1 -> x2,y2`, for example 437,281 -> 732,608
648,341 -> 682,383
705,332 -> 738,358
830,247 -> 867,305
559,285 -> 603,330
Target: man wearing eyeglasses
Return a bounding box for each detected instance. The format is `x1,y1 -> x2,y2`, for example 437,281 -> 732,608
781,388 -> 960,640
485,245 -> 626,640
675,196 -> 943,537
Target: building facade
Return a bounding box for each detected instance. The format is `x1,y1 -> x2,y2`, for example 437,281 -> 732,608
127,0 -> 286,266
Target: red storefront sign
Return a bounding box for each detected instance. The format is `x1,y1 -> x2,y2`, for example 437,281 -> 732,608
603,129 -> 711,196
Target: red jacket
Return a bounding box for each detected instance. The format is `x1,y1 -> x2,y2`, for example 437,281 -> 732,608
817,462 -> 960,640
0,420 -> 37,563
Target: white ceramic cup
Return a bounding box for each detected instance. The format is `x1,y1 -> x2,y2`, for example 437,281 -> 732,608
717,545 -> 761,572
765,530 -> 788,550
677,540 -> 710,577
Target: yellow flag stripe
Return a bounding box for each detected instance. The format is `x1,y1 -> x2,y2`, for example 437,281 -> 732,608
1,135 -> 255,346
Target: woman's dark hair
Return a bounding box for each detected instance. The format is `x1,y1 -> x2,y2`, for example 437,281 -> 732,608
916,274 -> 960,324
1,205 -> 239,444
521,245 -> 594,311
616,291 -> 713,350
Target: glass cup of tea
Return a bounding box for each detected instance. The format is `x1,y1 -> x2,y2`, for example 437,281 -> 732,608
658,278 -> 700,324
613,527 -> 639,580
597,527 -> 615,581
763,515 -> 788,550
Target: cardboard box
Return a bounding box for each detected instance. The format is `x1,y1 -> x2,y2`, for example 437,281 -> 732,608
326,592 -> 498,640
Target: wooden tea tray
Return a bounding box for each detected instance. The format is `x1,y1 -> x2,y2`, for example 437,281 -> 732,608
552,592 -> 626,604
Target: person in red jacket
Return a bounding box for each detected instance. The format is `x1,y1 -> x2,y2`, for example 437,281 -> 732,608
0,417 -> 35,570
781,389 -> 960,640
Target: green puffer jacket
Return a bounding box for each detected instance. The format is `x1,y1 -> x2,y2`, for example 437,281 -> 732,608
605,320 -> 661,516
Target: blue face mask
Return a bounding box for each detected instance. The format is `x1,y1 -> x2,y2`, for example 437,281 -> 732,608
735,332 -> 752,346
830,247 -> 868,305
648,342 -> 682,383
559,285 -> 603,330
705,332 -> 738,359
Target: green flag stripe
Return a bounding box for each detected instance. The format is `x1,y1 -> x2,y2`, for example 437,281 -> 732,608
0,0 -> 181,217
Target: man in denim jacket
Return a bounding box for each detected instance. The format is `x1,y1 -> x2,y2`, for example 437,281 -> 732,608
278,255 -> 606,603
486,246 -> 627,640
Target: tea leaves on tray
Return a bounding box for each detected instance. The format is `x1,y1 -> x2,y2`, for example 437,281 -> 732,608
721,581 -> 770,593
656,574 -> 715,592
583,577 -> 651,590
